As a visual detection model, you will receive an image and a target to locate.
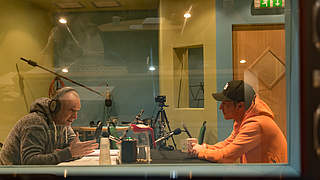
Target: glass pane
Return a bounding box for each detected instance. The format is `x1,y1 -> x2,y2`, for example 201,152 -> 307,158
0,0 -> 300,178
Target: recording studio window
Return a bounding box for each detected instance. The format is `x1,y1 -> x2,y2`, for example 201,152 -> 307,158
0,0 -> 301,178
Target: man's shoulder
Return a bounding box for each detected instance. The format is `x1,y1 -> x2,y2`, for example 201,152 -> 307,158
242,114 -> 282,135
17,112 -> 50,130
242,115 -> 275,127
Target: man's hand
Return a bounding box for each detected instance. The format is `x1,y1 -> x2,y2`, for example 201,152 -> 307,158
190,143 -> 206,157
69,132 -> 99,158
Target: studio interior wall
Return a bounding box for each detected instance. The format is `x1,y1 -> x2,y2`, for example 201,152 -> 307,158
159,0 -> 218,146
0,0 -> 54,142
53,10 -> 159,126
215,0 -> 285,140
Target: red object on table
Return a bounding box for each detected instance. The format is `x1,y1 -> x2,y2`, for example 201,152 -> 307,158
130,124 -> 156,148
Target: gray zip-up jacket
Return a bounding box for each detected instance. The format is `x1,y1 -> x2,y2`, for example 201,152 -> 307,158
0,97 -> 75,165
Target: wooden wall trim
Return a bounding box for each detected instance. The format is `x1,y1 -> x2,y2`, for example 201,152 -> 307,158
232,24 -> 285,31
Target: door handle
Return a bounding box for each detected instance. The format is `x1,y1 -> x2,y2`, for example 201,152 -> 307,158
313,105 -> 320,157
313,0 -> 320,49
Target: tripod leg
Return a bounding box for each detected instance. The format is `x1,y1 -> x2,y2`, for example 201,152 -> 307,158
152,110 -> 161,129
152,110 -> 162,143
158,109 -> 167,148
162,110 -> 178,150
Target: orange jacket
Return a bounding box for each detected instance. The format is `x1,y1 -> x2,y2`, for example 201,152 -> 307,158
198,96 -> 287,163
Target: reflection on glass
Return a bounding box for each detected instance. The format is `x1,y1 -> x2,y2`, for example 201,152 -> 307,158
0,0 -> 299,178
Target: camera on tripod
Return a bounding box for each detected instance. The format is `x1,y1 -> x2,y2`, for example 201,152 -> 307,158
155,95 -> 166,103
153,95 -> 177,150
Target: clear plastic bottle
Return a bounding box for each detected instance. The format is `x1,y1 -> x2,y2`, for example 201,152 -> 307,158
99,137 -> 111,165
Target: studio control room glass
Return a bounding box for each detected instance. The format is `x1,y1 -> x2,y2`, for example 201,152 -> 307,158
0,0 -> 300,178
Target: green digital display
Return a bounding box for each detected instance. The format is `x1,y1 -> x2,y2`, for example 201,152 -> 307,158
254,0 -> 285,8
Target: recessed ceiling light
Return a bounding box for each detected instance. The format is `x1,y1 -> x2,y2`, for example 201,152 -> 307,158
184,5 -> 192,19
56,2 -> 84,9
59,17 -> 67,24
143,17 -> 159,25
62,68 -> 69,73
184,12 -> 191,19
149,66 -> 156,71
92,0 -> 120,8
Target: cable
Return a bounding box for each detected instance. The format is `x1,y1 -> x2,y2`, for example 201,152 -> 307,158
48,76 -> 65,98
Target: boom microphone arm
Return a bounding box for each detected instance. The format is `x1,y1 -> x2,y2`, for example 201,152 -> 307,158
20,57 -> 104,97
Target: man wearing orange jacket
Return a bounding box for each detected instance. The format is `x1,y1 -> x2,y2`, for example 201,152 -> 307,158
190,80 -> 287,163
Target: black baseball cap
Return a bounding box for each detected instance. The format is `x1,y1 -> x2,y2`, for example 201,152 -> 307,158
212,80 -> 255,102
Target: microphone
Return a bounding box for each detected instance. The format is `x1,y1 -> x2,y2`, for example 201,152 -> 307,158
94,121 -> 103,139
135,109 -> 144,120
182,123 -> 192,138
105,84 -> 112,107
20,57 -> 38,67
155,128 -> 182,143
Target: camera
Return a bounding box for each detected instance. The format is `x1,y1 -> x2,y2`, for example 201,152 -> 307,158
155,95 -> 166,103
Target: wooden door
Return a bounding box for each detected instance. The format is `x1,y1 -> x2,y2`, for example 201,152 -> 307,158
232,24 -> 286,136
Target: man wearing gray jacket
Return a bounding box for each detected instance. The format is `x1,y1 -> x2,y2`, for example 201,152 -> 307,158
0,87 -> 98,165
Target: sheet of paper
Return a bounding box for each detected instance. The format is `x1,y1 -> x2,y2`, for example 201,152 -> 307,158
86,149 -> 119,156
58,156 -> 119,166
58,149 -> 120,166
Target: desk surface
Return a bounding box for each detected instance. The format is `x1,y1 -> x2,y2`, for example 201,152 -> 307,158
150,149 -> 208,164
58,149 -> 208,166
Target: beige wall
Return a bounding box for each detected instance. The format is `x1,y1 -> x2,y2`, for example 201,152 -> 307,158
159,0 -> 217,147
0,0 -> 54,142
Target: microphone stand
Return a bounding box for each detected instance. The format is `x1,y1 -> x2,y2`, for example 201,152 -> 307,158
16,63 -> 29,112
20,57 -> 104,97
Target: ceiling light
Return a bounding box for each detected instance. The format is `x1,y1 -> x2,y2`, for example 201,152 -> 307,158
129,24 -> 143,30
143,17 -> 159,25
149,66 -> 156,71
240,59 -> 247,64
92,0 -> 120,8
56,2 -> 83,9
62,68 -> 69,73
59,17 -> 67,24
184,12 -> 191,19
184,5 -> 192,19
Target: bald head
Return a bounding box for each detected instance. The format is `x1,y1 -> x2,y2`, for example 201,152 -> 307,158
52,88 -> 81,126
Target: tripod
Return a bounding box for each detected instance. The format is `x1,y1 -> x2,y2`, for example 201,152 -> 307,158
152,102 -> 177,150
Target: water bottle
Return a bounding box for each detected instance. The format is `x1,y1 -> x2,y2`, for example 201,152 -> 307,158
99,137 -> 111,165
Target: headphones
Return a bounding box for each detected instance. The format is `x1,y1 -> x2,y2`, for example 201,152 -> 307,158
49,87 -> 78,114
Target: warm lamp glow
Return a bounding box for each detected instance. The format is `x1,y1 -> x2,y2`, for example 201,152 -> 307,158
62,68 -> 69,73
59,17 -> 67,24
184,12 -> 191,19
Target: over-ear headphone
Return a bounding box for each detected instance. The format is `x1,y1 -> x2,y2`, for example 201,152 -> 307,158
49,87 -> 78,114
